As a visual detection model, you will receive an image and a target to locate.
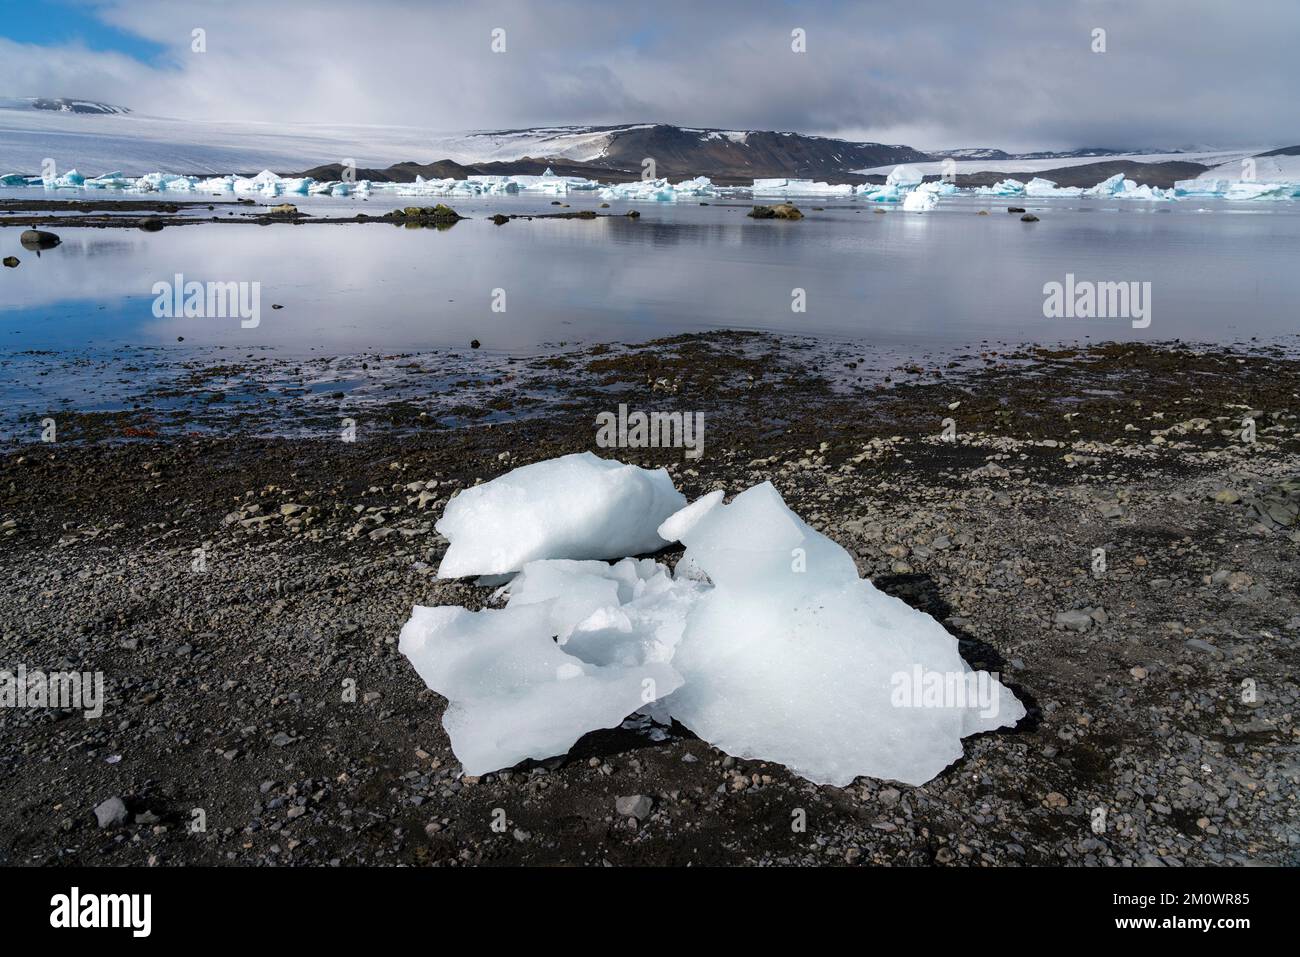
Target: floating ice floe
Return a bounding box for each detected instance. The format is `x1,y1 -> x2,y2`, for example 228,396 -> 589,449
42,168 -> 85,188
752,177 -> 854,197
435,452 -> 686,578
402,455 -> 1025,786
598,176 -> 725,202
976,178 -> 1026,196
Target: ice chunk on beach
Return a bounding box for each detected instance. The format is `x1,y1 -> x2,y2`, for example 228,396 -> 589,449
506,557 -> 703,667
399,602 -> 683,775
659,482 -> 1025,786
435,453 -> 687,578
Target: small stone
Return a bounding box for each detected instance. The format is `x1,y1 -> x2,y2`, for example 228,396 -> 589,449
615,794 -> 653,820
1130,666 -> 1148,681
94,797 -> 128,829
1043,792 -> 1069,808
1054,609 -> 1093,632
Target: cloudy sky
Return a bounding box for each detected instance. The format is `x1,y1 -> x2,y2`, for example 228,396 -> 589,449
0,0 -> 1295,151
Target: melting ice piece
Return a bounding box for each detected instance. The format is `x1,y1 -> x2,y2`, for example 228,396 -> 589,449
506,557 -> 705,667
436,452 -> 686,578
399,602 -> 683,775
658,482 -> 1025,787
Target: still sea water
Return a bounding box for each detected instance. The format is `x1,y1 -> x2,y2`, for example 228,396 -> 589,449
2,188 -> 1297,436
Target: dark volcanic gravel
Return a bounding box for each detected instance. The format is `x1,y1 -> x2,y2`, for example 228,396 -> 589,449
1,333 -> 1297,866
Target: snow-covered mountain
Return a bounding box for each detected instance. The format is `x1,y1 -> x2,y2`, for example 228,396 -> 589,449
0,99 -> 1290,187
0,106 -> 924,180
0,97 -> 130,115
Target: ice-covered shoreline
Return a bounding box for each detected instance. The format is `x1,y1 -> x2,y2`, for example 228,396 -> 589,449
5,163 -> 1298,206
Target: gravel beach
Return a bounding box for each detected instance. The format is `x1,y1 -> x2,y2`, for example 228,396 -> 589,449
2,332 -> 1297,866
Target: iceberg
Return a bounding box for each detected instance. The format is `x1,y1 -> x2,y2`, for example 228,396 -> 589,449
751,178 -> 854,197
135,171 -> 197,192
598,177 -> 680,202
1,172 -> 33,186
1224,181 -> 1294,200
856,183 -> 902,202
43,168 -> 85,188
1024,177 -> 1082,198
885,165 -> 923,188
975,178 -> 1026,196
435,452 -> 687,578
902,181 -> 943,211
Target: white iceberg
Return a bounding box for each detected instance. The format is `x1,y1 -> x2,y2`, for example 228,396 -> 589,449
658,483 -> 1025,787
902,181 -> 943,211
1024,177 -> 1082,198
435,452 -> 687,578
975,178 -> 1026,196
43,168 -> 85,188
885,165 -> 923,188
752,177 -> 854,197
857,183 -> 902,202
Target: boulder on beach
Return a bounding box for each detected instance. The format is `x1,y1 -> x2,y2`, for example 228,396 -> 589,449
2,256 -> 18,268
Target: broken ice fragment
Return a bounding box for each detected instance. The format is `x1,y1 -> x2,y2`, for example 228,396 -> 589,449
399,602 -> 683,775
436,452 -> 686,578
659,482 -> 1025,787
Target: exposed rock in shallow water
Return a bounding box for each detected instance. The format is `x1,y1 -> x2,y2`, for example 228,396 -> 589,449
20,228 -> 61,249
748,203 -> 804,220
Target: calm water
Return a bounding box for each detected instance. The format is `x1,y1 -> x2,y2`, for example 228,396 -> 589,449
2,188 -> 1297,434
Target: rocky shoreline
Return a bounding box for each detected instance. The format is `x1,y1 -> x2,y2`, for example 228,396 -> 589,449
1,333 -> 1297,865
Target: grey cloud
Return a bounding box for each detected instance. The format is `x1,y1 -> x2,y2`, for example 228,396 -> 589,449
2,0 -> 1294,151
